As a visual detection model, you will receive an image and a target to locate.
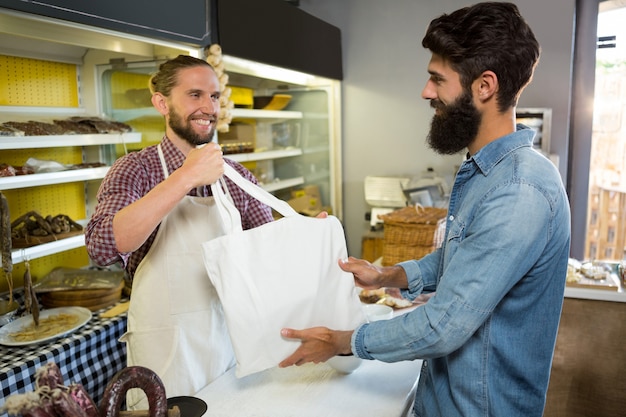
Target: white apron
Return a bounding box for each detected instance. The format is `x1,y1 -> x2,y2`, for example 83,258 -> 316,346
121,145 -> 235,409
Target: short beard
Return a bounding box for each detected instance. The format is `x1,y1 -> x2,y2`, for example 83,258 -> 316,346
168,107 -> 215,147
427,90 -> 481,155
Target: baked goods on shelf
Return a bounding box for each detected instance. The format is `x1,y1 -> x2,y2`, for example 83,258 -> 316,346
1,116 -> 132,136
11,211 -> 84,248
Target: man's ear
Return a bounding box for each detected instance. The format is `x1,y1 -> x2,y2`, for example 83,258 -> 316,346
476,70 -> 498,102
151,92 -> 169,116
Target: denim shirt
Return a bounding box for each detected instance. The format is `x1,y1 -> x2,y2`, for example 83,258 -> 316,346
352,126 -> 571,417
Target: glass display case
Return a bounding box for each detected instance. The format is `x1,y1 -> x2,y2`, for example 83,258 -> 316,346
97,55 -> 343,218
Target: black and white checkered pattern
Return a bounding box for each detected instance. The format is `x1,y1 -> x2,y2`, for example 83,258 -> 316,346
0,301 -> 127,412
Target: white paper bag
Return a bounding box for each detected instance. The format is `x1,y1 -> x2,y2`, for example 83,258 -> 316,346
202,164 -> 366,378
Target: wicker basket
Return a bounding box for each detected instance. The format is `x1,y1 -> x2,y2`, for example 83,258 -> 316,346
380,205 -> 447,266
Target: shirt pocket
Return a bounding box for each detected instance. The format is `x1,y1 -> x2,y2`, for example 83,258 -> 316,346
443,216 -> 465,265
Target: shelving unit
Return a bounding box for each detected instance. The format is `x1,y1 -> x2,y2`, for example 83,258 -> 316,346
0,167 -> 110,190
213,56 -> 342,215
227,148 -> 303,162
0,132 -> 141,265
95,54 -> 341,218
10,230 -> 86,264
230,108 -> 303,122
224,108 -> 306,193
0,133 -> 140,149
227,147 -> 305,192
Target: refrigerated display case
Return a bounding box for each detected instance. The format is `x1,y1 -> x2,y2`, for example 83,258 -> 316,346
0,3 -> 343,291
96,54 -> 343,217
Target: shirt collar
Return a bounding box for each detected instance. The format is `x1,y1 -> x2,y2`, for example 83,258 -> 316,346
468,124 -> 536,176
160,136 -> 186,172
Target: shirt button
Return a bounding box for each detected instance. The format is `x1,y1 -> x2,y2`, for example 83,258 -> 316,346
448,215 -> 454,221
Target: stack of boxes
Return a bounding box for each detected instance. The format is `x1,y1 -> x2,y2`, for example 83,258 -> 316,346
287,185 -> 330,217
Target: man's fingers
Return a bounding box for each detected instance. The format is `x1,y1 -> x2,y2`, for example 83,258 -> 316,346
281,328 -> 301,340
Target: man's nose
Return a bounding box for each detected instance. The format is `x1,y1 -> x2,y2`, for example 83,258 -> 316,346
421,81 -> 436,100
202,99 -> 220,114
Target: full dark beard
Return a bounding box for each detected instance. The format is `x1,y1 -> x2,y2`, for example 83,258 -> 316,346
168,107 -> 215,147
427,91 -> 481,155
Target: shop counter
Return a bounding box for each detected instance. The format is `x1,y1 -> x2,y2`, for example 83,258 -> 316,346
564,285 -> 626,302
544,289 -> 626,416
196,358 -> 422,417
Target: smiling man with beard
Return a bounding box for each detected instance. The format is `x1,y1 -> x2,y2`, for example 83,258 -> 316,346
85,55 -> 274,408
279,3 -> 571,417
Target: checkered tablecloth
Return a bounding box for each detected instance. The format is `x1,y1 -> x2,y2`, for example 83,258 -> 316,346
0,297 -> 127,413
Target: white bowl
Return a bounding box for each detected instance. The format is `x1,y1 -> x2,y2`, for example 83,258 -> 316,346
364,304 -> 394,322
327,356 -> 362,374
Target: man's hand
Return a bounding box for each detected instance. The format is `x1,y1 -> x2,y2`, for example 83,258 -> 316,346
279,327 -> 354,367
339,257 -> 409,290
338,256 -> 385,290
178,142 -> 225,188
315,211 -> 329,219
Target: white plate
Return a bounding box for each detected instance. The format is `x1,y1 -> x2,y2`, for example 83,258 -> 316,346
0,306 -> 92,346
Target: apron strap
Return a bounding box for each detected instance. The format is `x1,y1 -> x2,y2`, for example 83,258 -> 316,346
157,144 -> 169,178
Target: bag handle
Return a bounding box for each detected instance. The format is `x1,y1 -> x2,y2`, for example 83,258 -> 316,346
210,164 -> 300,234
224,164 -> 299,217
211,175 -> 242,234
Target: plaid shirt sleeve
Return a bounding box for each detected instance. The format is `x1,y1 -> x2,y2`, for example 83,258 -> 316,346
85,139 -> 274,279
85,146 -> 163,271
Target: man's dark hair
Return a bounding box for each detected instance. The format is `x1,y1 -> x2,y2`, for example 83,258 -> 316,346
149,55 -> 214,96
422,2 -> 540,111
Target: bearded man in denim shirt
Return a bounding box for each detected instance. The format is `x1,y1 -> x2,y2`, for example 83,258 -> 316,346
279,3 -> 571,416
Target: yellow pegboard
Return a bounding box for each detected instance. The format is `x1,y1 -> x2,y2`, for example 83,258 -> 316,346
0,55 -> 79,107
0,146 -> 86,222
3,184 -> 86,224
0,147 -> 83,167
0,54 -> 97,294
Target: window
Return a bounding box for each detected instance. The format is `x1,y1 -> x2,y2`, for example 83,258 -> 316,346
570,0 -> 626,261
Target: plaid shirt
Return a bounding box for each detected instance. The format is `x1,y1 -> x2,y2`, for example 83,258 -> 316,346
85,136 -> 274,280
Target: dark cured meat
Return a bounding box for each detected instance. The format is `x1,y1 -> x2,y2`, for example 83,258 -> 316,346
22,406 -> 56,417
51,389 -> 89,417
100,366 -> 167,417
36,395 -> 57,417
0,164 -> 16,177
0,124 -> 22,136
35,362 -> 64,390
3,122 -> 50,136
24,262 -> 39,325
67,117 -> 132,134
69,384 -> 99,417
53,119 -> 98,134
27,121 -> 66,135
0,191 -> 13,304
